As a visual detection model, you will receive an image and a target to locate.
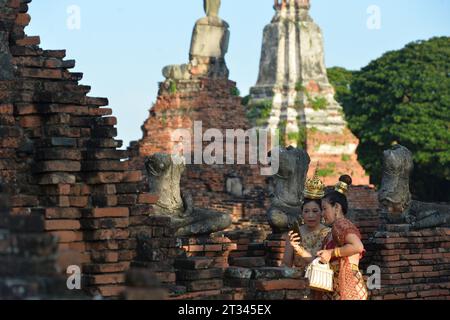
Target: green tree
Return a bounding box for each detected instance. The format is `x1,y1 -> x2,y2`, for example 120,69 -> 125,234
344,37 -> 450,201
327,66 -> 355,106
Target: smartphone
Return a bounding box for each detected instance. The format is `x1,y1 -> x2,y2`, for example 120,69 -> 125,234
291,220 -> 301,238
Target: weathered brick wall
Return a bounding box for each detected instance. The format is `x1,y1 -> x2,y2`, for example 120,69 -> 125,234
123,213 -> 309,300
0,204 -> 80,299
0,0 -> 157,298
367,228 -> 450,300
347,185 -> 379,210
306,128 -> 370,186
124,214 -> 243,300
0,0 -> 28,210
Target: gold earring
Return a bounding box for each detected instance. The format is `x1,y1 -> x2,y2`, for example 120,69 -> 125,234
301,217 -> 305,225
321,217 -> 325,224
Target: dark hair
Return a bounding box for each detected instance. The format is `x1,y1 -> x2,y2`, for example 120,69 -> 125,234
323,175 -> 352,215
302,198 -> 322,210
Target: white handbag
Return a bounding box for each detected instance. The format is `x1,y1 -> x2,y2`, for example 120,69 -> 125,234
305,258 -> 334,292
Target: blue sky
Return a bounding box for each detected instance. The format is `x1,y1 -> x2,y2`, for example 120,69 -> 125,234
26,0 -> 450,148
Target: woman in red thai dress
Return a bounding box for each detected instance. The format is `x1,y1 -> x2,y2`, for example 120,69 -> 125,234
288,175 -> 368,300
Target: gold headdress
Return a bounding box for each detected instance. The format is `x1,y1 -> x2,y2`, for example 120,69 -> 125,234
304,170 -> 325,200
335,181 -> 349,195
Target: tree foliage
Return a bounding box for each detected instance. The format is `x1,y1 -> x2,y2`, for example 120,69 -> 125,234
330,37 -> 450,201
327,66 -> 355,106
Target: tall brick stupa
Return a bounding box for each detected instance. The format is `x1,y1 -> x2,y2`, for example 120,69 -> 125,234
248,0 -> 369,185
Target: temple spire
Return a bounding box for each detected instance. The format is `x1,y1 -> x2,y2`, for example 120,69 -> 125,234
249,0 -> 369,186
296,0 -> 311,9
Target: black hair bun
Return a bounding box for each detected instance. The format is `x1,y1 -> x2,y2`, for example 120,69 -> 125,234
339,175 -> 353,187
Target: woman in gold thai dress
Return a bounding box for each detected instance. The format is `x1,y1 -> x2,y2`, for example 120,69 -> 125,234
288,175 -> 369,300
283,172 -> 330,269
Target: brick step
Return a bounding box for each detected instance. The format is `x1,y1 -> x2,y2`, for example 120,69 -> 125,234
253,267 -> 303,279
229,257 -> 265,268
254,278 -> 307,291
177,279 -> 224,292
176,268 -> 224,281
169,289 -> 223,300
370,282 -> 450,300
224,267 -> 253,280
174,257 -> 214,270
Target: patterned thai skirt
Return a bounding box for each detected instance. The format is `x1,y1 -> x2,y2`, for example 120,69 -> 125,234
314,262 -> 368,300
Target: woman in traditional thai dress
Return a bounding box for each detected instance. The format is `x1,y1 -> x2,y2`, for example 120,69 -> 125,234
283,172 -> 330,269
288,175 -> 368,300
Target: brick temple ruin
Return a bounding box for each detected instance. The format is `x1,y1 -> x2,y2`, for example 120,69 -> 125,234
1,0 -> 449,300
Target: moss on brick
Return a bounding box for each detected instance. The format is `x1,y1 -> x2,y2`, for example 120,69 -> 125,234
342,154 -> 351,162
246,99 -> 273,127
169,81 -> 177,94
317,163 -> 336,177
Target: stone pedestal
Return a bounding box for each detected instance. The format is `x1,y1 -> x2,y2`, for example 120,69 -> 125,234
130,218 -> 239,300
264,233 -> 287,267
131,216 -> 180,288
224,266 -> 309,300
179,236 -> 236,267
226,230 -> 266,260
252,267 -> 308,300
171,236 -> 236,299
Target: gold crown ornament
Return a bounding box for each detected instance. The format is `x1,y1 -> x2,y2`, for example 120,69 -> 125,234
335,181 -> 349,195
304,170 -> 325,200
